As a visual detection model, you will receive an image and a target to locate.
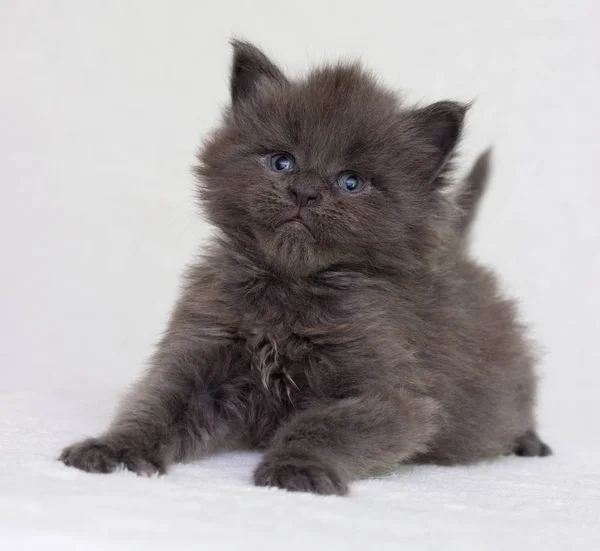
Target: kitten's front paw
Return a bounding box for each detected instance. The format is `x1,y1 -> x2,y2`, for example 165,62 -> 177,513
254,451 -> 348,496
59,437 -> 165,476
60,438 -> 119,473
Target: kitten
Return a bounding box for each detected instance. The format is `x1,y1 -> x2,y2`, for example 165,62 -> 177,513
60,41 -> 551,495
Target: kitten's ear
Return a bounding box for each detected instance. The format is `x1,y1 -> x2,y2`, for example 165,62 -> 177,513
230,40 -> 286,106
405,101 -> 468,185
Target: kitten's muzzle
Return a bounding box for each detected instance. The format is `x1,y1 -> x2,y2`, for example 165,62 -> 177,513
288,184 -> 322,208
280,214 -> 312,233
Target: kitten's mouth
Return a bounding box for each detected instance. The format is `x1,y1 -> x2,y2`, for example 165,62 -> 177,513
279,215 -> 313,236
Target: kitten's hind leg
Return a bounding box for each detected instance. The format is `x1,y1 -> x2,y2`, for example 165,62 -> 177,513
60,340 -> 246,475
513,429 -> 552,457
254,387 -> 440,496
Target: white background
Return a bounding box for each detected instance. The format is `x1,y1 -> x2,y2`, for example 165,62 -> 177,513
1,1 -> 599,549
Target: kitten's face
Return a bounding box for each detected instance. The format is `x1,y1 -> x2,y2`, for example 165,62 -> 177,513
198,41 -> 465,276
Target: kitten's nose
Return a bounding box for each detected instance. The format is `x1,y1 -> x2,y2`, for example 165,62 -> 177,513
288,185 -> 322,208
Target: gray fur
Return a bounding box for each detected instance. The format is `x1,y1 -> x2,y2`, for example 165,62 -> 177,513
60,41 -> 551,495
453,147 -> 492,238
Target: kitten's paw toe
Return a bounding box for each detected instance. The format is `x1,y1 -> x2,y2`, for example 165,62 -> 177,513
514,429 -> 553,457
121,449 -> 165,476
254,452 -> 348,496
59,438 -> 165,476
59,438 -> 120,473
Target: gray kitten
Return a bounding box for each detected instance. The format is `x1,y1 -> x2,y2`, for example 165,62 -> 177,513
60,41 -> 551,495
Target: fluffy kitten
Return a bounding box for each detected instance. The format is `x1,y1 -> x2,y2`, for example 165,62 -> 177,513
60,41 -> 551,495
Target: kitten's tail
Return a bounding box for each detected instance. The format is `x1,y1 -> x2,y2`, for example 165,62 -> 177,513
454,148 -> 492,238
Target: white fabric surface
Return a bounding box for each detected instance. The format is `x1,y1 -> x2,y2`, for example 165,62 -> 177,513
1,388 -> 599,550
2,0 -> 600,549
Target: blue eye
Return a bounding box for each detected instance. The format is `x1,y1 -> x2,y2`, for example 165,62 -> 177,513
269,153 -> 295,172
337,172 -> 365,193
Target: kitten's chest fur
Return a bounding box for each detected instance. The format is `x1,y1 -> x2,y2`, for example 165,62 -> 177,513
235,280 -> 335,400
242,323 -> 310,401
224,269 -> 382,402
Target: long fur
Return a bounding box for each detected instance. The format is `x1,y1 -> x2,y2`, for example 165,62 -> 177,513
60,41 -> 550,495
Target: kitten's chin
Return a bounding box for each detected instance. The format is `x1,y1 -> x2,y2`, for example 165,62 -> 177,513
256,226 -> 327,278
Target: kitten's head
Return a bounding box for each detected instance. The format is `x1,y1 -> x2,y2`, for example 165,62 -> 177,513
197,40 -> 465,277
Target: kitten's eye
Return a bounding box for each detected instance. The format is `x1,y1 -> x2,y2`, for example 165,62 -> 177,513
337,172 -> 365,194
269,153 -> 295,172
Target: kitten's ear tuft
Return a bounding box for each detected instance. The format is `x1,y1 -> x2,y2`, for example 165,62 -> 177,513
407,100 -> 469,184
230,39 -> 286,106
